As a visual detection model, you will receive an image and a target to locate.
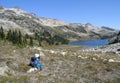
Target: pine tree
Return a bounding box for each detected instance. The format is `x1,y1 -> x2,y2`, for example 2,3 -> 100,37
25,33 -> 29,39
18,30 -> 22,44
6,29 -> 12,41
29,37 -> 33,46
0,26 -> 5,40
34,32 -> 38,40
12,30 -> 18,44
23,36 -> 27,46
38,38 -> 41,46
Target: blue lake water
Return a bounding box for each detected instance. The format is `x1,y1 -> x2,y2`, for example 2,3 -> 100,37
69,39 -> 109,47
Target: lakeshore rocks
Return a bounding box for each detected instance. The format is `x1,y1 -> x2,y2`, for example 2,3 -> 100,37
82,43 -> 120,54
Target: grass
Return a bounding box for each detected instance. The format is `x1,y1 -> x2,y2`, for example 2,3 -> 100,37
0,75 -> 30,83
0,41 -> 120,83
18,63 -> 31,72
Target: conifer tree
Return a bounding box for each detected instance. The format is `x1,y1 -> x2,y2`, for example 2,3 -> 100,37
18,30 -> 22,44
29,37 -> 33,46
12,30 -> 18,44
0,26 -> 5,40
23,36 -> 27,46
25,33 -> 29,39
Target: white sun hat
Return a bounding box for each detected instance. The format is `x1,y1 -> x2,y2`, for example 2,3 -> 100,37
34,53 -> 40,57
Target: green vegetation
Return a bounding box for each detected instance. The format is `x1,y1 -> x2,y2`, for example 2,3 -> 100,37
0,26 -> 69,47
34,30 -> 69,46
0,43 -> 120,82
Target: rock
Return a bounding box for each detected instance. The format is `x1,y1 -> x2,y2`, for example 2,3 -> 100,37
108,59 -> 115,62
109,31 -> 120,44
50,50 -> 55,54
0,66 -> 14,76
92,57 -> 97,61
27,68 -> 37,73
61,52 -> 67,56
78,55 -> 87,59
0,66 -> 8,76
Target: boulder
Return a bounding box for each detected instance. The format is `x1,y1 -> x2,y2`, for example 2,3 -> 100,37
109,31 -> 120,44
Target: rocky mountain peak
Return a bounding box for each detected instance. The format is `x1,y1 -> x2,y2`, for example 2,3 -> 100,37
0,7 -> 69,27
38,18 -> 70,27
0,6 -> 118,40
85,23 -> 92,26
0,6 -> 4,9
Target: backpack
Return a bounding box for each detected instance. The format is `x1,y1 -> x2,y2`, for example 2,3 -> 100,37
28,56 -> 37,67
31,56 -> 36,62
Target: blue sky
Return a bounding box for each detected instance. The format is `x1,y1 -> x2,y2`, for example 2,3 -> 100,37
0,0 -> 120,30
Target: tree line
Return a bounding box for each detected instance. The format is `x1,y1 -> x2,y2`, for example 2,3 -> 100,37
0,26 -> 69,47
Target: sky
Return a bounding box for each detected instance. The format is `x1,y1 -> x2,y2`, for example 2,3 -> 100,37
0,0 -> 120,30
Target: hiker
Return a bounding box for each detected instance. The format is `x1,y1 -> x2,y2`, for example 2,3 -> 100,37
34,55 -> 43,71
35,49 -> 43,71
28,50 -> 43,72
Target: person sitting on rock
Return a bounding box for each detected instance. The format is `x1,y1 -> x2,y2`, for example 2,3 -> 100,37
28,51 -> 43,73
34,54 -> 43,71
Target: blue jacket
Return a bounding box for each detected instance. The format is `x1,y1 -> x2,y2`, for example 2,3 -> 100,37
34,58 -> 40,65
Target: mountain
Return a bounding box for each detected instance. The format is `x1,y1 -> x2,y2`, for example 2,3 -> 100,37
0,6 -> 120,83
0,6 -> 118,40
109,31 -> 120,44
